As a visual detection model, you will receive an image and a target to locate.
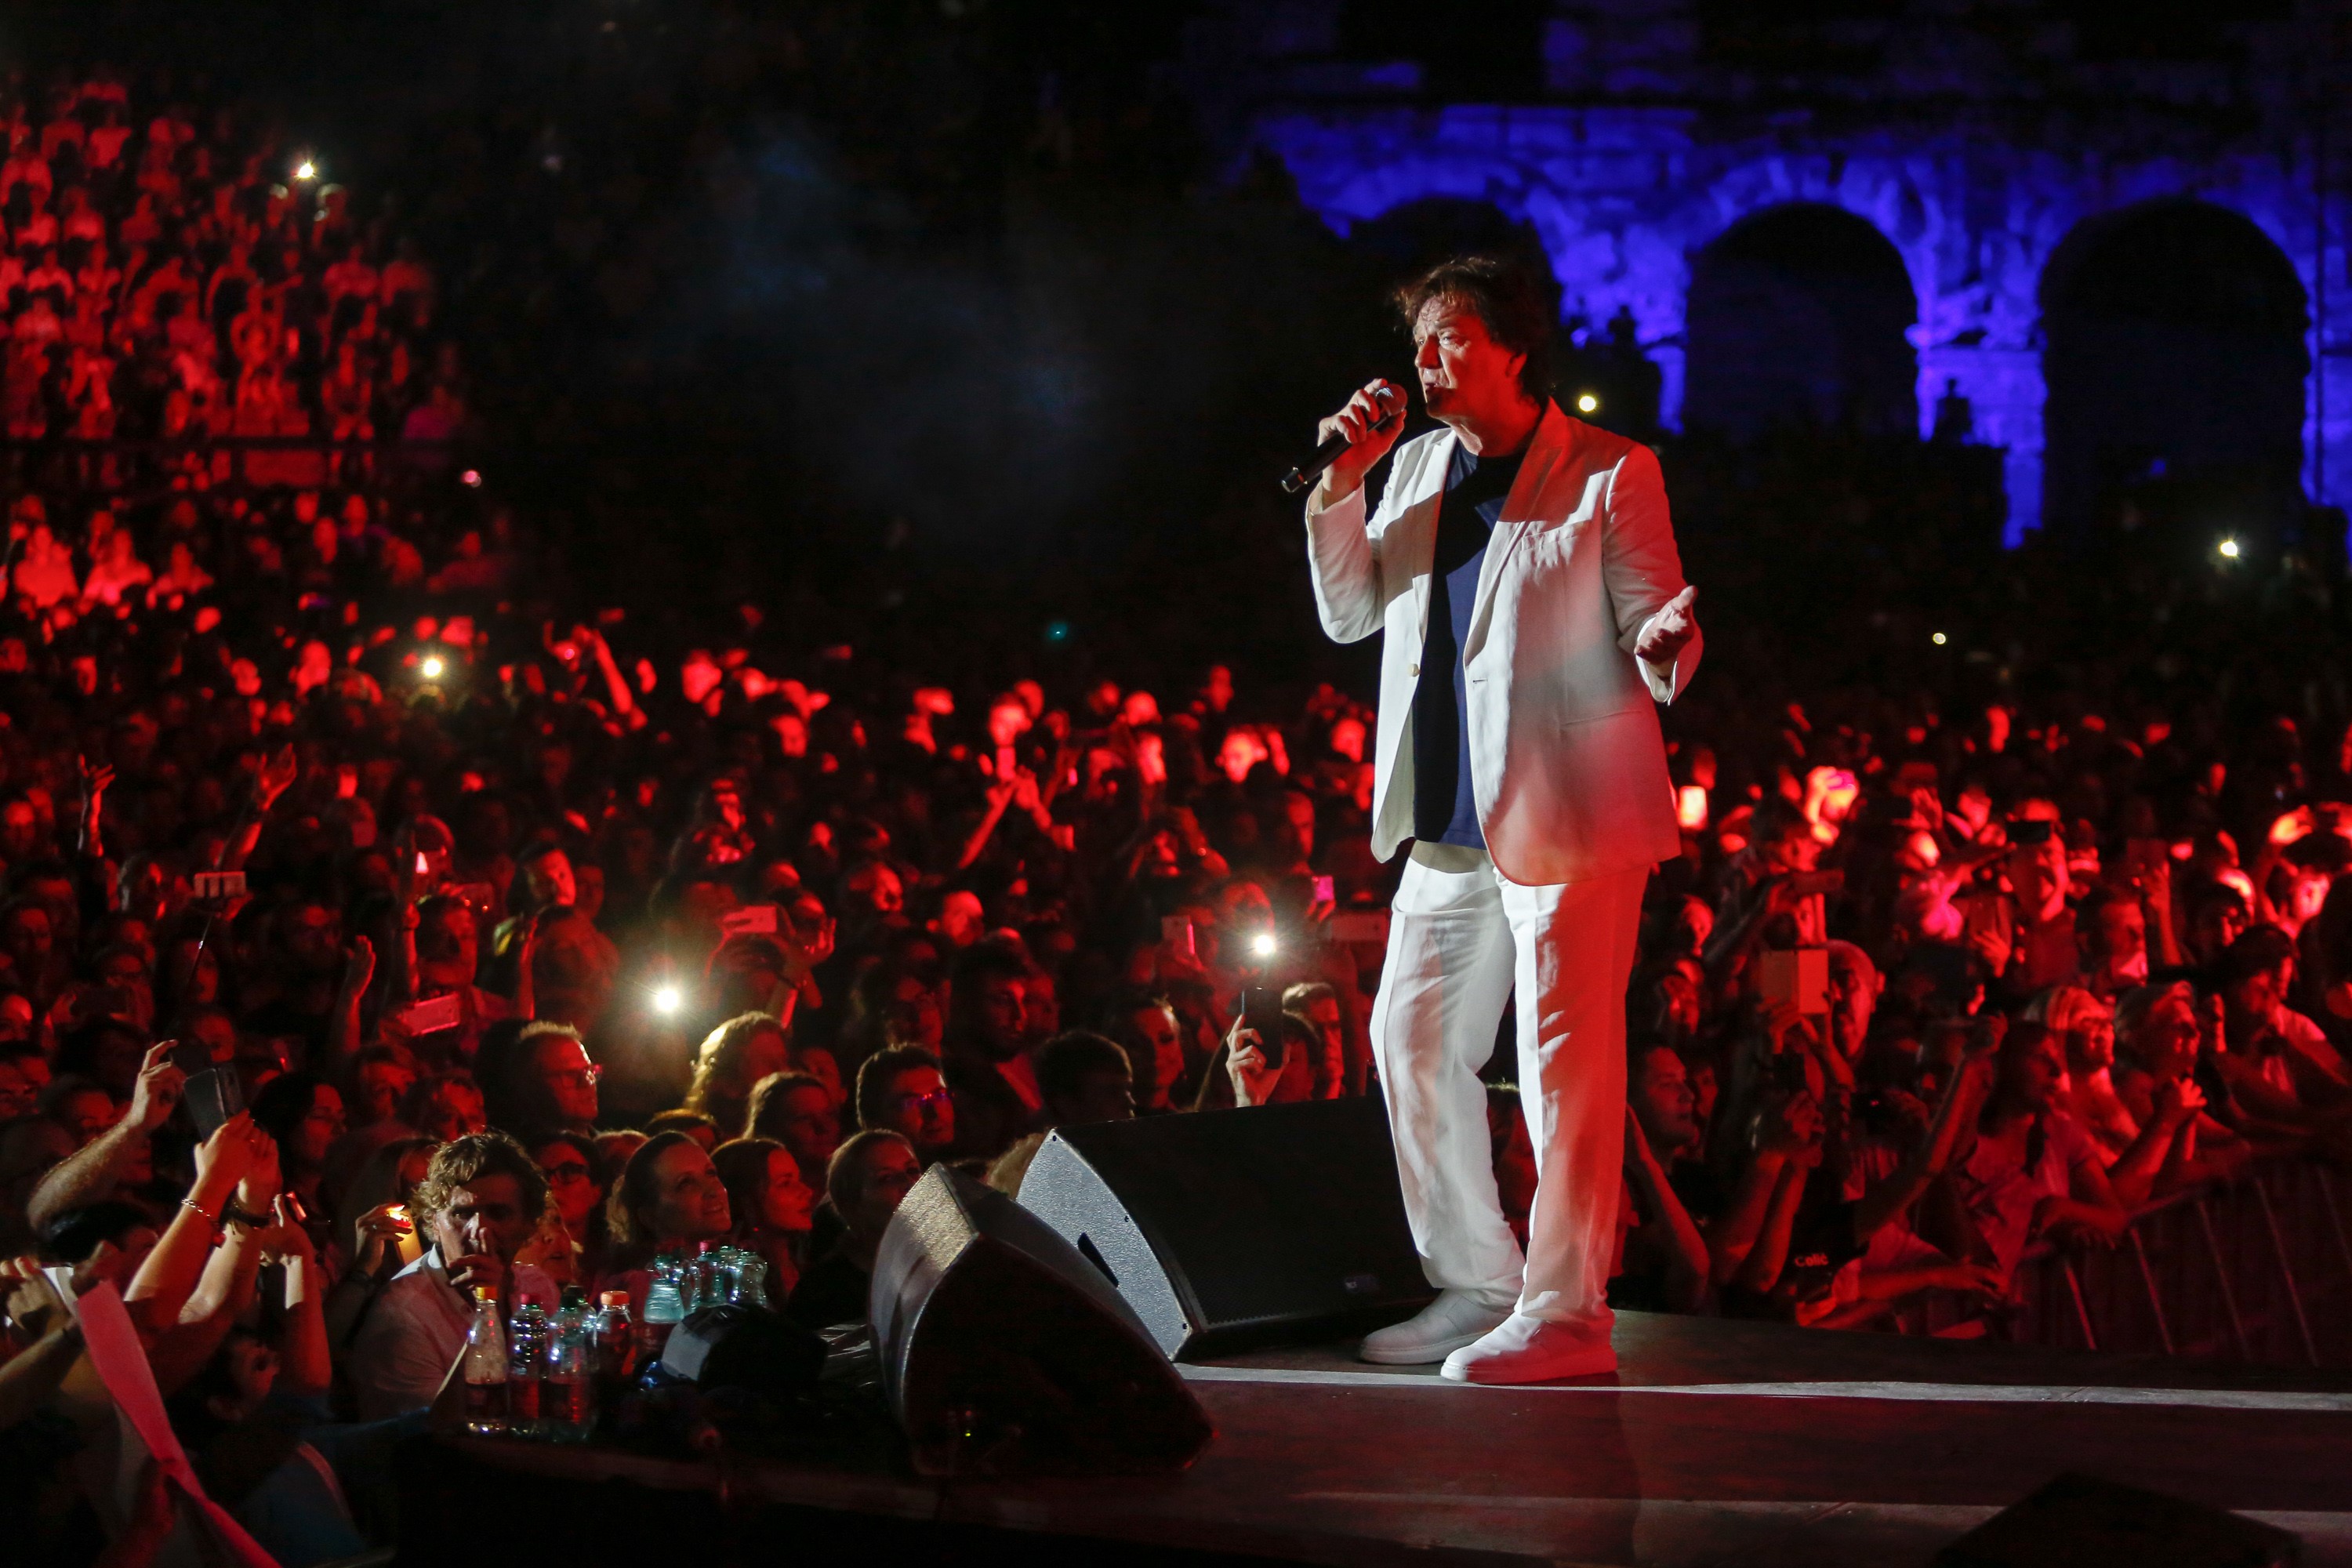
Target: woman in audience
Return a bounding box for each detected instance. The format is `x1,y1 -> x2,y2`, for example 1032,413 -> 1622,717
746,1069 -> 841,1189
713,1134 -> 815,1301
529,1131 -> 604,1246
682,1011 -> 793,1140
250,1073 -> 347,1265
2113,982 -> 2255,1183
1950,1023 -> 2130,1283
601,1128 -> 731,1279
789,1129 -> 920,1330
2030,985 -> 2137,1160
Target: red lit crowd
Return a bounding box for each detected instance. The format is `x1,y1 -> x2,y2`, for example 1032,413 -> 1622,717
3,64 -> 2352,1568
0,64 -> 461,558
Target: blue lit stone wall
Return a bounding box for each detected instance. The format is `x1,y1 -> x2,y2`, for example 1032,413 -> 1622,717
1214,8 -> 2349,549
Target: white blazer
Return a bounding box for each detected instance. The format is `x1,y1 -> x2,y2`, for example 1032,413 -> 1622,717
1305,401 -> 1699,888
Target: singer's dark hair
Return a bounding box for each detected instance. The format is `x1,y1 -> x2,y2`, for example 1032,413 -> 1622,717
1396,255 -> 1555,402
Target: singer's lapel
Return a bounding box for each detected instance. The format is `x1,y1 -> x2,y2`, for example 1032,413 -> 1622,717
1403,427 -> 1457,643
1462,402 -> 1571,662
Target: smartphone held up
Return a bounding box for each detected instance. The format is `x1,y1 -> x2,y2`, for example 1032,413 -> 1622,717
1242,984 -> 1287,1071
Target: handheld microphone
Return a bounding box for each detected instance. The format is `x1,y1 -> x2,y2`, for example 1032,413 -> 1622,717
1280,384 -> 1404,495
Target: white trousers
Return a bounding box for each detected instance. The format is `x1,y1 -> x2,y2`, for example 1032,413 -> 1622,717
1371,841 -> 1646,1325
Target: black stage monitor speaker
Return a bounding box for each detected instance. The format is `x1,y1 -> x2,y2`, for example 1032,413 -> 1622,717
659,1302 -> 825,1394
869,1162 -> 1213,1478
1015,1096 -> 1434,1359
1934,1472 -> 2300,1567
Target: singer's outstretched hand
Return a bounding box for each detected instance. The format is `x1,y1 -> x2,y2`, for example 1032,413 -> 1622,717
1635,584 -> 1699,664
1312,379 -> 1406,507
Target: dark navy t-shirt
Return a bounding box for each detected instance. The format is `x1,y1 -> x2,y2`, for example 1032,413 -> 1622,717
1411,441 -> 1526,848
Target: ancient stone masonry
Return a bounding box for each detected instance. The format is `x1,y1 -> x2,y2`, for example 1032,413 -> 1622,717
1183,1 -> 2350,546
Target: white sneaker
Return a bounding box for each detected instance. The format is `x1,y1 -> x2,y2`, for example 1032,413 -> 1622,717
1358,1288 -> 1515,1365
1440,1312 -> 1617,1384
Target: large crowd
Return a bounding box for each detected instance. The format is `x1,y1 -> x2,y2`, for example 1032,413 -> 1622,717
2,61 -> 2351,1568
0,65 -> 458,487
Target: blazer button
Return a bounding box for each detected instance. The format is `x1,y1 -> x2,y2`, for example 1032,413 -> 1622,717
1406,663 -> 1420,677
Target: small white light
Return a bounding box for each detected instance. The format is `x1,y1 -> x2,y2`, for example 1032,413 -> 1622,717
652,985 -> 683,1015
1250,932 -> 1277,958
1931,631 -> 1947,646
460,469 -> 481,488
420,655 -> 445,679
1575,392 -> 1600,414
294,160 -> 317,181
2218,537 -> 2241,559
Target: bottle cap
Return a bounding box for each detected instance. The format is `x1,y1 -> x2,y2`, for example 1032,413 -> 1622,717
473,1284 -> 496,1302
599,1290 -> 630,1307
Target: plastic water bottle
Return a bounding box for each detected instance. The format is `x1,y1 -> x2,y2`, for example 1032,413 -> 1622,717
461,1286 -> 510,1435
640,1258 -> 684,1365
732,1247 -> 769,1306
506,1303 -> 546,1436
543,1291 -> 594,1443
712,1244 -> 742,1305
691,1240 -> 722,1312
592,1288 -> 634,1388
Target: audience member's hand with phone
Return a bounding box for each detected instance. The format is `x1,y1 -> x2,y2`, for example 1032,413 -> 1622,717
190,1113 -> 265,1216
252,1193 -> 318,1269
1244,985 -> 1288,1067
1224,1004 -> 1284,1108
177,1032 -> 247,1141
350,1203 -> 416,1278
125,1042 -> 186,1134
1159,915 -> 1205,980
235,1127 -> 283,1224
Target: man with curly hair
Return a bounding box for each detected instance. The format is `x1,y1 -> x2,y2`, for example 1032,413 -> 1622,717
347,1130 -> 554,1418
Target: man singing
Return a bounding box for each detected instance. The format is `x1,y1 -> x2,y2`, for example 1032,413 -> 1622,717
1305,256 -> 1699,1383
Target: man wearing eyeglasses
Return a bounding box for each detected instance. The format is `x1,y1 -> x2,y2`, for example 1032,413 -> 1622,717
851,1044 -> 956,1165
491,1020 -> 601,1140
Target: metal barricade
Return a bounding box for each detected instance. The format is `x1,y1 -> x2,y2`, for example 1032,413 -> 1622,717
1947,1160 -> 2352,1367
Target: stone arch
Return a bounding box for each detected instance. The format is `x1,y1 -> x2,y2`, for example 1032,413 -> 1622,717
1682,202 -> 1920,441
2039,198 -> 2309,540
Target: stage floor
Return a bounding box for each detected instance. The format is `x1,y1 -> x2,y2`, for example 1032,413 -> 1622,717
446,1311 -> 2352,1566
1135,1313 -> 2352,1565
